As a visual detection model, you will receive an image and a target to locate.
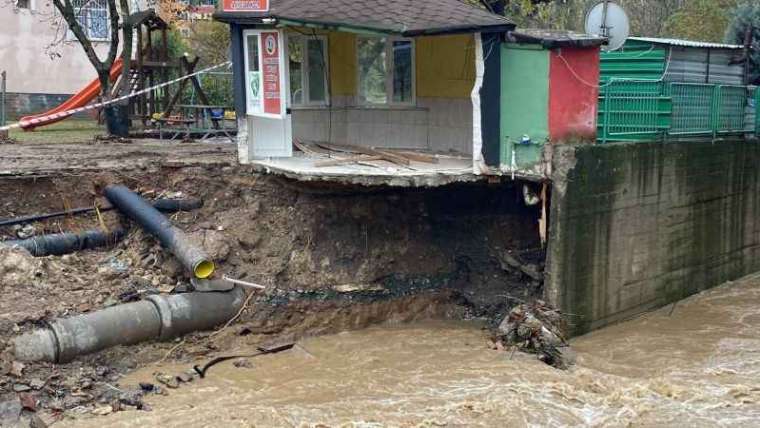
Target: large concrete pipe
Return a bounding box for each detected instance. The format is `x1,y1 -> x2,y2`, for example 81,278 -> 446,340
13,288 -> 245,363
5,228 -> 125,257
105,185 -> 214,279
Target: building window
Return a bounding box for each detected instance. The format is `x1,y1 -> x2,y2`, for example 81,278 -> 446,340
357,36 -> 414,106
70,0 -> 110,41
288,35 -> 328,106
244,33 -> 262,115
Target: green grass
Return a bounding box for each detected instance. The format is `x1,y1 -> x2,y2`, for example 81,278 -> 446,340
8,119 -> 104,144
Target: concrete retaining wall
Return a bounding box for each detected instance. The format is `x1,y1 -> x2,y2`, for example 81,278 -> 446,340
546,138 -> 760,335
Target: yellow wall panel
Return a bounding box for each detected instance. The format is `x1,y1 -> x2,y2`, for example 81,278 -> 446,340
328,32 -> 357,96
288,29 -> 474,100
415,34 -> 476,99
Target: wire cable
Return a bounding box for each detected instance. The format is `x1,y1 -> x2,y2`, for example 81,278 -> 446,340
556,46 -> 673,89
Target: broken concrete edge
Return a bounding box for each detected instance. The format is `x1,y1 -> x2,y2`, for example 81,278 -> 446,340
13,288 -> 246,364
249,163 -> 483,188
248,162 -> 549,188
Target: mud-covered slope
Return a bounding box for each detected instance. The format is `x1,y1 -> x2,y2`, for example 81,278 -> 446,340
0,165 -> 545,419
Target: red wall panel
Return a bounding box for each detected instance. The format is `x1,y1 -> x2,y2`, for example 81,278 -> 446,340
548,47 -> 600,142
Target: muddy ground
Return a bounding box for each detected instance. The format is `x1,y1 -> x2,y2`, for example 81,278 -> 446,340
0,140 -> 545,425
0,139 -> 235,177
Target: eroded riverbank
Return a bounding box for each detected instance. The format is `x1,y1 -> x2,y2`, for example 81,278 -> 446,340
0,161 -> 542,421
61,274 -> 760,427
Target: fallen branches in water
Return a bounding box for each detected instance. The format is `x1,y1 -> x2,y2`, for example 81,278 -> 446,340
494,300 -> 574,369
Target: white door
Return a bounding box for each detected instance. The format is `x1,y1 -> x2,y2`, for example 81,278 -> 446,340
243,29 -> 292,159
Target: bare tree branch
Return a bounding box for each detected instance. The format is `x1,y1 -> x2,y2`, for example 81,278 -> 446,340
50,0 -> 127,100
52,0 -> 106,72
105,0 -> 120,67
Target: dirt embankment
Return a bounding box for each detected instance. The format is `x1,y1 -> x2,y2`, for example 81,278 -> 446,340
0,165 -> 544,422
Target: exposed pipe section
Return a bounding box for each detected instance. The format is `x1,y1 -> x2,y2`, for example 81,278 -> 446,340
13,288 -> 245,363
104,185 -> 214,279
5,228 -> 125,257
151,197 -> 204,213
0,198 -> 203,229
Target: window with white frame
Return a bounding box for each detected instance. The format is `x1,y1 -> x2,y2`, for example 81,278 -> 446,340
357,36 -> 414,106
287,34 -> 328,106
70,0 -> 110,41
15,0 -> 33,10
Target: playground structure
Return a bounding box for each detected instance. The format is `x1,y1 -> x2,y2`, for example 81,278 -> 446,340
19,60 -> 123,131
18,10 -> 234,140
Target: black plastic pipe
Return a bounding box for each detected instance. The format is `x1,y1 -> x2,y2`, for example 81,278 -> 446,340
5,228 -> 125,257
104,185 -> 214,278
0,198 -> 204,229
0,207 -> 99,228
151,198 -> 204,213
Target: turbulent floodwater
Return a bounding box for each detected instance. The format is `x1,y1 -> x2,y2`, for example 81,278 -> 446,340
64,275 -> 760,427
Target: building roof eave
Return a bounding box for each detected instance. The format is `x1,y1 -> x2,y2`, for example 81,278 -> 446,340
508,29 -> 607,49
214,13 -> 515,37
213,0 -> 514,36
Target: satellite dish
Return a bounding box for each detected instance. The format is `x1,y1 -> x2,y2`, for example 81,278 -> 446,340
585,1 -> 630,51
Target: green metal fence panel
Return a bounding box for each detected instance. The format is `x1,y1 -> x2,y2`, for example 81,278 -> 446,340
667,83 -> 714,135
755,86 -> 759,137
744,86 -> 756,134
599,44 -> 668,83
715,85 -> 747,134
598,80 -> 671,143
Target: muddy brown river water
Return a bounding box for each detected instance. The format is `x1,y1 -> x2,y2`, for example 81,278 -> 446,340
62,274 -> 760,427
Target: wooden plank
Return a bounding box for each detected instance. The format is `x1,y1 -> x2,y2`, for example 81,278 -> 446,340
365,149 -> 411,166
313,142 -> 364,155
315,155 -> 384,167
257,340 -> 296,354
294,139 -> 334,155
381,149 -> 439,164
293,139 -> 321,156
314,143 -> 410,166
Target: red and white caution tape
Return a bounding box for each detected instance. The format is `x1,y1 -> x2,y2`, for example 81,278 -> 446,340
1,61 -> 232,132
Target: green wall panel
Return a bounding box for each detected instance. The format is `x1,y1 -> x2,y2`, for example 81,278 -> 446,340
500,45 -> 549,169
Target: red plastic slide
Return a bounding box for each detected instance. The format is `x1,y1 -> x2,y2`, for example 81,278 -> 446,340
20,59 -> 124,131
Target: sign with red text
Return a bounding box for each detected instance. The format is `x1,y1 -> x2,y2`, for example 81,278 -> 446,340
222,0 -> 269,13
261,32 -> 282,116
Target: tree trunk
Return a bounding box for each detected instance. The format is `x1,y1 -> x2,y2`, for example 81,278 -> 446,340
119,26 -> 134,98
98,70 -> 112,102
118,0 -> 133,98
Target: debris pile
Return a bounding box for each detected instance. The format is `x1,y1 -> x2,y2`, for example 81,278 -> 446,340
494,300 -> 574,369
0,134 -> 16,145
0,360 -> 158,425
0,244 -> 44,289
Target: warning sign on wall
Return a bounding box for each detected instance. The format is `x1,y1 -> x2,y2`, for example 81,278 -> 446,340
261,32 -> 282,116
222,0 -> 269,12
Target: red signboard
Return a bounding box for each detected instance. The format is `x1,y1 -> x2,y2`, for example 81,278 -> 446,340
261,32 -> 282,116
222,0 -> 269,13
